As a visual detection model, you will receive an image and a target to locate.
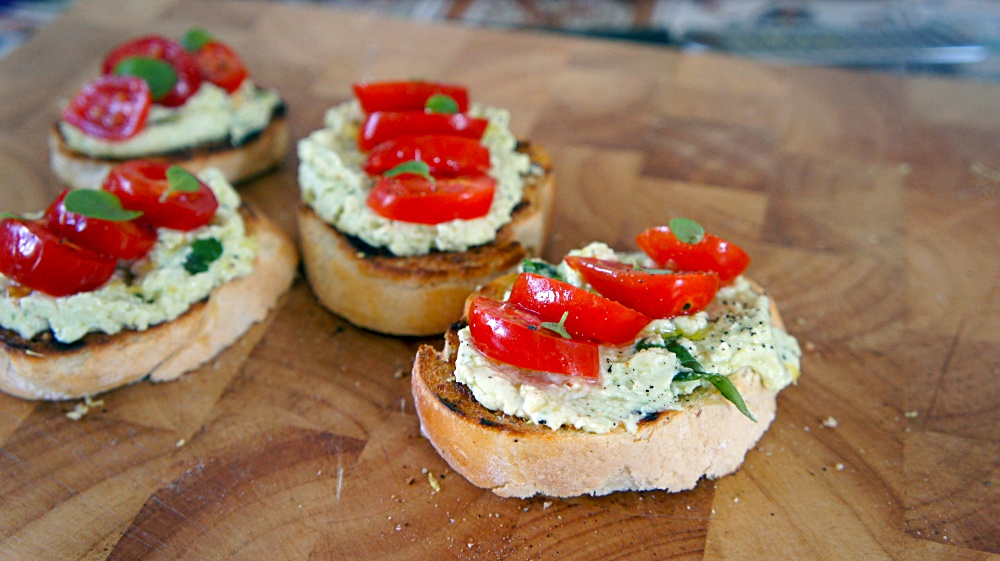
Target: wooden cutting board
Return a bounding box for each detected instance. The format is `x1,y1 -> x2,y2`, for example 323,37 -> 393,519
1,1 -> 998,559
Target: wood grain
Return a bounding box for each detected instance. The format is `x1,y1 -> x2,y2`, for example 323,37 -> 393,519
1,0 -> 999,559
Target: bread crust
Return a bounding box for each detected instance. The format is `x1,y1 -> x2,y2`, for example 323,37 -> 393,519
49,114 -> 289,190
0,206 -> 298,401
298,141 -> 555,336
411,276 -> 786,498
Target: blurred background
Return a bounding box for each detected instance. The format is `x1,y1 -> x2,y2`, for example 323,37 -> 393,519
3,0 -> 1000,81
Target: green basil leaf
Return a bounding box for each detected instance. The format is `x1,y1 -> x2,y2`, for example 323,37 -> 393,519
384,160 -> 434,183
161,166 -> 202,202
63,190 -> 143,222
114,56 -> 177,101
539,311 -> 571,339
184,238 -> 223,275
425,93 -> 459,114
0,212 -> 22,220
669,217 -> 705,245
181,27 -> 213,52
521,259 -> 563,281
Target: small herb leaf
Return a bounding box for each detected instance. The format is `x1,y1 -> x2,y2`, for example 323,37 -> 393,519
184,238 -> 223,275
64,190 -> 143,222
181,28 -> 213,52
114,56 -> 178,101
539,312 -> 572,339
425,93 -> 459,114
669,217 -> 705,245
384,160 -> 434,183
161,166 -> 202,202
521,259 -> 563,281
0,212 -> 22,220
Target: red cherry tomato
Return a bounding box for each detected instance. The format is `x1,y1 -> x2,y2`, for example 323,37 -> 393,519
636,226 -> 750,284
353,81 -> 469,113
191,40 -> 248,93
358,111 -> 488,151
103,161 -> 218,232
469,297 -> 600,379
564,257 -> 719,319
364,136 -> 490,178
507,273 -> 651,345
366,174 -> 494,224
102,35 -> 202,107
42,190 -> 156,261
0,218 -> 116,297
61,75 -> 151,141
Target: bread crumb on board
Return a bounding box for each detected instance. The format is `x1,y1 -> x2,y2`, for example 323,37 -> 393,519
66,395 -> 104,420
822,416 -> 839,428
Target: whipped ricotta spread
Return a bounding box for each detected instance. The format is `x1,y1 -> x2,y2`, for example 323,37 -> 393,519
453,243 -> 802,434
60,80 -> 282,158
0,168 -> 257,344
297,100 -> 532,256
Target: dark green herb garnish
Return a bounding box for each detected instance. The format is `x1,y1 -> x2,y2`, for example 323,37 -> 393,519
521,259 -> 562,281
384,160 -> 434,183
425,93 -> 459,114
114,56 -> 178,101
0,212 -> 21,220
669,217 -> 705,245
64,190 -> 143,222
539,312 -> 571,339
181,28 -> 213,52
184,238 -> 223,275
162,166 -> 202,202
637,337 -> 756,422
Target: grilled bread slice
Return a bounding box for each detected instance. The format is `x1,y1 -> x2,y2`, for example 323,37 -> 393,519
411,275 -> 788,498
0,206 -> 297,401
298,141 -> 554,336
49,113 -> 289,190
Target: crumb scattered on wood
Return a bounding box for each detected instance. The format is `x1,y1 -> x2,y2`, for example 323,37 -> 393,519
904,410 -> 919,418
66,395 -> 104,421
175,438 -> 186,447
822,416 -> 838,428
836,463 -> 845,471
428,472 -> 441,493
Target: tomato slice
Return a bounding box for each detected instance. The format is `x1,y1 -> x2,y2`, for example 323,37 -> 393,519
61,75 -> 151,141
358,111 -> 488,151
363,136 -> 490,178
102,35 -> 202,107
353,81 -> 469,113
636,226 -> 750,284
103,161 -> 218,232
191,40 -> 248,93
469,297 -> 600,379
0,218 -> 116,297
42,190 -> 156,261
507,273 -> 651,345
564,257 -> 719,318
366,174 -> 494,224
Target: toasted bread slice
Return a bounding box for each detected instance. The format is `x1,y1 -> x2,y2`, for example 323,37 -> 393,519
298,141 -> 555,336
49,113 -> 289,190
411,275 -> 788,498
0,206 -> 298,401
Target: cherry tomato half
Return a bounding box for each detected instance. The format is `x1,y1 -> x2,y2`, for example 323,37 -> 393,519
61,75 -> 151,141
103,161 -> 218,232
102,35 -> 202,107
192,40 -> 248,93
507,273 -> 651,345
358,111 -> 488,151
366,174 -> 495,224
43,190 -> 157,261
353,81 -> 469,113
364,136 -> 490,178
0,218 -> 116,297
469,297 -> 600,379
636,226 -> 750,284
564,257 -> 719,319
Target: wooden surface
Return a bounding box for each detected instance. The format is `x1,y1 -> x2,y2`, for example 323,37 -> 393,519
1,1 -> 998,559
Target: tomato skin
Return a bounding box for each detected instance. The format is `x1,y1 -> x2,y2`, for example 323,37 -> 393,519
469,297 -> 601,379
0,218 -> 116,297
366,174 -> 495,224
353,81 -> 469,113
507,273 -> 651,345
103,161 -> 218,232
358,111 -> 488,151
42,190 -> 157,261
636,226 -> 750,284
564,257 -> 719,319
364,136 -> 490,178
61,75 -> 151,141
102,35 -> 202,107
191,40 -> 248,93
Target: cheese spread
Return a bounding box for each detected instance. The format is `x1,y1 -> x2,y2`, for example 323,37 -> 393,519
297,100 -> 532,256
60,80 -> 282,158
0,168 -> 257,344
453,244 -> 802,434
